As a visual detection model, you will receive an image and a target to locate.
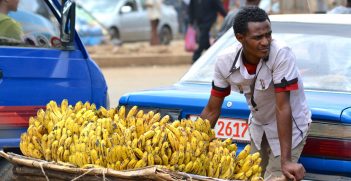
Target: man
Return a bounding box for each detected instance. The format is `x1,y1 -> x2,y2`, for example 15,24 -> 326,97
188,0 -> 227,63
0,0 -> 23,42
200,7 -> 310,181
328,0 -> 351,14
217,0 -> 260,39
145,0 -> 163,46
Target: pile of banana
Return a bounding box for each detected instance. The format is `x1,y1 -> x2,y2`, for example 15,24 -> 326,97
20,99 -> 263,180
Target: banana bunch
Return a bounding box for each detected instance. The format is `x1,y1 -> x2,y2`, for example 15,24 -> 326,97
20,100 -> 263,180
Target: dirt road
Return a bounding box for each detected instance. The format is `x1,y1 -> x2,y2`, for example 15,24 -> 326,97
102,65 -> 191,108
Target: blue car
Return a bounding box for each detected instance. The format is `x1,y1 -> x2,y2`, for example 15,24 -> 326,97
119,14 -> 351,180
0,0 -> 108,177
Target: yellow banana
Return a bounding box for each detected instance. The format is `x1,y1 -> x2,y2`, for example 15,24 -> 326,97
118,106 -> 126,120
133,148 -> 144,159
171,120 -> 180,128
120,158 -> 130,170
154,154 -> 162,165
159,115 -> 170,125
127,159 -> 138,169
143,130 -> 155,140
167,129 -> 179,151
237,144 -> 251,161
184,161 -> 193,173
161,154 -> 169,165
169,151 -> 179,165
207,162 -> 215,177
134,159 -> 147,169
166,124 -> 181,140
136,117 -> 144,137
147,153 -> 155,166
252,152 -> 261,161
220,164 -> 234,179
127,106 -> 138,119
136,110 -> 144,118
233,172 -> 245,180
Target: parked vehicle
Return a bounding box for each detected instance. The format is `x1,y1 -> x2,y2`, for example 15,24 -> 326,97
119,14 -> 351,180
78,0 -> 179,45
76,4 -> 108,46
15,0 -> 107,46
0,0 -> 108,178
9,10 -> 58,47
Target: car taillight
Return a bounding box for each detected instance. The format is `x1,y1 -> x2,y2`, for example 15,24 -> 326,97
302,121 -> 351,160
0,106 -> 43,127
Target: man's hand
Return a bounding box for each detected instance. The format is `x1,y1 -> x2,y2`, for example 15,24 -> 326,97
281,161 -> 306,181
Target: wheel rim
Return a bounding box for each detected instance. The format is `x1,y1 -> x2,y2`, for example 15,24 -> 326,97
160,27 -> 172,45
109,28 -> 119,40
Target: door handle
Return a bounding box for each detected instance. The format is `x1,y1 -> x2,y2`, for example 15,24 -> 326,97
0,70 -> 3,79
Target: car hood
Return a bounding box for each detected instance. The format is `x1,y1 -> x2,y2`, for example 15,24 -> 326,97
119,83 -> 351,123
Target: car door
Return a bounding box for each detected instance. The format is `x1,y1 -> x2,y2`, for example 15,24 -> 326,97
119,0 -> 149,41
0,8 -> 92,147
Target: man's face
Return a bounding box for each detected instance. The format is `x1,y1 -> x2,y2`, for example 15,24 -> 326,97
239,20 -> 272,62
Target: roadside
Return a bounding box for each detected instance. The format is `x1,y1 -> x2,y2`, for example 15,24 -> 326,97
102,65 -> 191,108
87,40 -> 192,67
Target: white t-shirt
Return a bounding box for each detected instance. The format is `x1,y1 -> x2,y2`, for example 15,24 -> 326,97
146,0 -> 163,20
212,39 -> 312,156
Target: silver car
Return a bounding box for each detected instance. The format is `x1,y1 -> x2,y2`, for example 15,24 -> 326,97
79,0 -> 179,45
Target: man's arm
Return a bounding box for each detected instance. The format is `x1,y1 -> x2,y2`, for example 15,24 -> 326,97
275,91 -> 305,181
200,95 -> 225,128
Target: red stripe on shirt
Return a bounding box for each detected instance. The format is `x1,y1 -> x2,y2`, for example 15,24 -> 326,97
244,61 -> 257,75
275,82 -> 299,93
211,88 -> 231,98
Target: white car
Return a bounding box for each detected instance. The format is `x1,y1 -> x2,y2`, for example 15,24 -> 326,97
79,0 -> 179,45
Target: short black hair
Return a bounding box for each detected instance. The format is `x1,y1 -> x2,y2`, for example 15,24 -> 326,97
233,6 -> 270,35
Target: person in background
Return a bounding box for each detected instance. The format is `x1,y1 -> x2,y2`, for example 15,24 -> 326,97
217,0 -> 260,39
145,0 -> 163,46
328,0 -> 351,14
0,0 -> 23,42
200,6 -> 310,181
188,0 -> 227,63
180,0 -> 190,34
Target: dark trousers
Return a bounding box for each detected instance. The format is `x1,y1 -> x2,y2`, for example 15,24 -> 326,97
150,19 -> 160,46
192,22 -> 212,63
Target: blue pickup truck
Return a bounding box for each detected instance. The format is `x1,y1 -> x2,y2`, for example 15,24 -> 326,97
0,0 -> 108,178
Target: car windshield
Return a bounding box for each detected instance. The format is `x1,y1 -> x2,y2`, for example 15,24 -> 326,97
181,21 -> 351,92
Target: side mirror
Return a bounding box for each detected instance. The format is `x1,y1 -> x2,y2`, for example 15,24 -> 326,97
60,0 -> 75,50
120,5 -> 132,14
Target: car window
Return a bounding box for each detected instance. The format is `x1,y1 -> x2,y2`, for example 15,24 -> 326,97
181,22 -> 351,92
140,0 -> 147,10
2,0 -> 60,48
83,0 -> 119,14
124,0 -> 138,12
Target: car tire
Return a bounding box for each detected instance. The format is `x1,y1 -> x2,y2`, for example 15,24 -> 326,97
159,26 -> 172,45
109,27 -> 122,46
0,159 -> 13,181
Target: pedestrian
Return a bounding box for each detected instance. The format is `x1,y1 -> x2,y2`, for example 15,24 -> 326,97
200,6 -> 310,181
217,0 -> 260,39
180,0 -> 190,34
0,0 -> 23,42
145,0 -> 163,46
328,0 -> 351,14
188,0 -> 227,63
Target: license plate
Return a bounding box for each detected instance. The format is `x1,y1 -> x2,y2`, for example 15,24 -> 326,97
189,116 -> 250,142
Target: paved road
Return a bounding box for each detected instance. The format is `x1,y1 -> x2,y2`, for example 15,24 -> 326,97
102,65 -> 191,108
